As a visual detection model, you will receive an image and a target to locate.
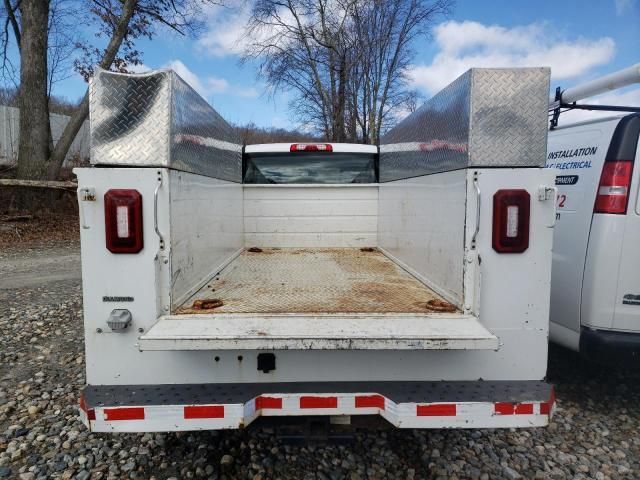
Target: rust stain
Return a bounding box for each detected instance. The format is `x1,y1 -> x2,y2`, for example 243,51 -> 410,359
191,299 -> 224,310
425,299 -> 457,313
176,248 -> 455,315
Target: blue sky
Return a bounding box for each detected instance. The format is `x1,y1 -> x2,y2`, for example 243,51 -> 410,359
54,0 -> 640,128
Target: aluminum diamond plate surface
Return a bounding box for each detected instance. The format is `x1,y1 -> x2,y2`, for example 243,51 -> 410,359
90,68 -> 242,182
83,381 -> 552,406
379,68 -> 550,182
178,248 -> 445,314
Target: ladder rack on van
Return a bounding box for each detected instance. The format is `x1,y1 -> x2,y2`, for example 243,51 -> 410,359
550,63 -> 640,129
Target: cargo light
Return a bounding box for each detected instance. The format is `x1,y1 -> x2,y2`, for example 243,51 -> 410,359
492,189 -> 530,253
290,143 -> 333,152
594,160 -> 633,214
104,189 -> 143,253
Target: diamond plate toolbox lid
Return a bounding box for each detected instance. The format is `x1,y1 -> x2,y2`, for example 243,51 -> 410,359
89,68 -> 242,182
380,68 -> 551,182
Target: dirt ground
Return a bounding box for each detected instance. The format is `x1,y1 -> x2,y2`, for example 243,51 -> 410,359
0,216 -> 638,480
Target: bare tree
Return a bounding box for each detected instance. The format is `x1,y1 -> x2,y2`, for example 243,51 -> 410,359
244,0 -> 451,143
49,0 -> 226,180
15,0 -> 50,180
47,0 -> 81,96
234,122 -> 320,144
244,0 -> 358,142
0,1 -> 84,180
1,0 -> 226,181
350,0 -> 450,143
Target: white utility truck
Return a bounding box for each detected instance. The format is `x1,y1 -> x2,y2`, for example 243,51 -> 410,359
76,67 -> 557,433
547,64 -> 640,363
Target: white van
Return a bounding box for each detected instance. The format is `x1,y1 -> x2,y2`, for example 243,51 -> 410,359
548,113 -> 640,362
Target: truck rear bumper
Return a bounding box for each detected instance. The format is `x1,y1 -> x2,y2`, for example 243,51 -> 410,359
79,380 -> 555,432
580,327 -> 640,365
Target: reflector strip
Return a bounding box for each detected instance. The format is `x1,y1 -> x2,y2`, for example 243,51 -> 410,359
506,206 -> 519,238
494,402 -> 534,415
598,186 -> 628,195
355,395 -> 385,410
417,404 -> 457,416
80,387 -> 555,432
300,396 -> 338,409
79,396 -> 96,421
104,407 -> 145,421
184,405 -> 224,419
255,396 -> 283,410
116,206 -> 130,238
539,388 -> 556,415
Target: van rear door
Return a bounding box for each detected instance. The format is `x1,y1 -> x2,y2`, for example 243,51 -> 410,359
547,119 -> 620,339
604,115 -> 640,331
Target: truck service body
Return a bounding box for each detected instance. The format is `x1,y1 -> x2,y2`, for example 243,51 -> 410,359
76,67 -> 557,432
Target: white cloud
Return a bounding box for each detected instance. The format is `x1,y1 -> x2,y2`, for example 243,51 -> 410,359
236,86 -> 259,98
555,87 -> 640,124
197,3 -> 296,58
197,6 -> 250,57
615,0 -> 635,15
164,59 -> 261,100
164,60 -> 210,97
126,63 -> 152,74
207,76 -> 229,94
408,21 -> 616,95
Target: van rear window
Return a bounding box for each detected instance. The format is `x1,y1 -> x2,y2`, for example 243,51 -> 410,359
243,152 -> 377,184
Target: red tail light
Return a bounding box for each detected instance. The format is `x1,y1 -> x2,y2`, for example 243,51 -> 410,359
492,189 -> 530,253
290,143 -> 333,152
594,161 -> 633,214
104,189 -> 143,253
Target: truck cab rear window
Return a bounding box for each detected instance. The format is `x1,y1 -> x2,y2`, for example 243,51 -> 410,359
243,152 -> 377,184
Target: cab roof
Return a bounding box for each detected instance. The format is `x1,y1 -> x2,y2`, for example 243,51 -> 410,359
245,143 -> 378,154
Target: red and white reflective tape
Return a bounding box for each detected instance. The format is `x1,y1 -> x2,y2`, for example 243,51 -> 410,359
79,389 -> 555,433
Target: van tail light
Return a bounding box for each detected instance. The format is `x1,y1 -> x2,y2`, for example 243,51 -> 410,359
594,160 -> 633,214
492,189 -> 530,253
104,189 -> 143,253
290,143 -> 333,152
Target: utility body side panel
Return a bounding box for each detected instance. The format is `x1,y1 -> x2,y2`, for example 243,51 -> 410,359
76,167 -> 170,386
169,171 -> 243,308
378,170 -> 466,305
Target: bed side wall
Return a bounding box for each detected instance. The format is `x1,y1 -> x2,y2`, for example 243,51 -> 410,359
169,171 -> 244,308
243,185 -> 378,248
378,171 -> 466,305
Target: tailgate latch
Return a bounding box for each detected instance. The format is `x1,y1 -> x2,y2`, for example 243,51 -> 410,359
107,309 -> 133,332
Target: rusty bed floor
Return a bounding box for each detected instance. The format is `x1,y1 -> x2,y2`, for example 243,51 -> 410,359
178,248 -> 451,315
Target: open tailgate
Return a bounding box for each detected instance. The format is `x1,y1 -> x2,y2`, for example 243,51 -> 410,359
138,313 -> 499,351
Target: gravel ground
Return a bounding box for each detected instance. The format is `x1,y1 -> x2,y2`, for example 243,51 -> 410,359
0,240 -> 639,480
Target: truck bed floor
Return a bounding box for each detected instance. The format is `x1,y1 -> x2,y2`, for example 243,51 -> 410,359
178,248 -> 449,314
